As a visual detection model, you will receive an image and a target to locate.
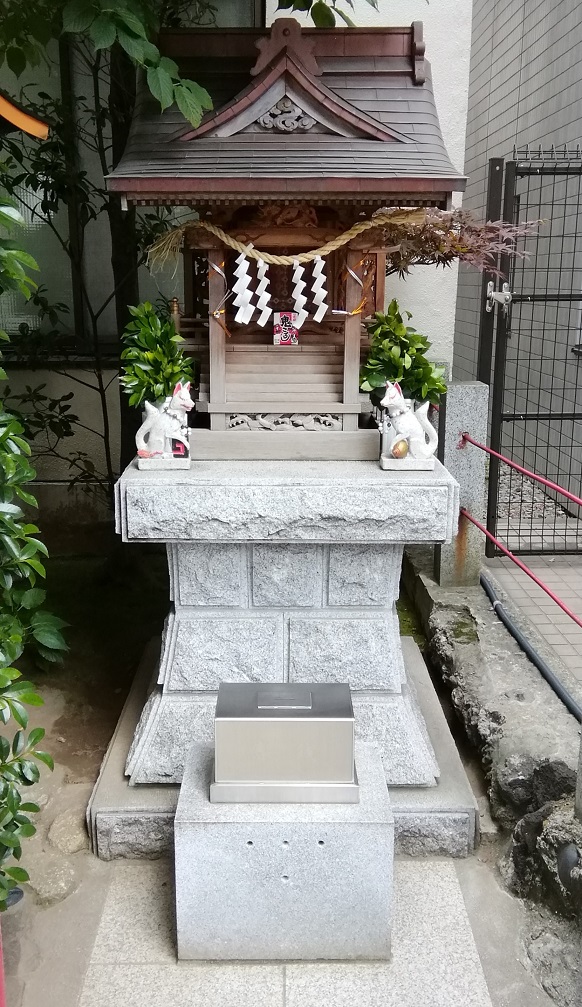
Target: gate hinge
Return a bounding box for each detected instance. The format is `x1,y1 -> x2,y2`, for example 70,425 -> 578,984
486,281 -> 512,315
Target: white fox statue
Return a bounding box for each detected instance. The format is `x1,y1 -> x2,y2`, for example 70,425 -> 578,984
135,381 -> 194,469
379,381 -> 438,469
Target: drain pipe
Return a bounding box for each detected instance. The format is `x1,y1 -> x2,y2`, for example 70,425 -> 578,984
480,573 -> 582,723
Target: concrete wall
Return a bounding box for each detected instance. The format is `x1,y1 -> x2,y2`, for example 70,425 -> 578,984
266,0 -> 473,368
453,0 -> 582,382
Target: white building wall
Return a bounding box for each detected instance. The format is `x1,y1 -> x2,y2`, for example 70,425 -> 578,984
453,0 -> 582,381
266,0 -> 473,369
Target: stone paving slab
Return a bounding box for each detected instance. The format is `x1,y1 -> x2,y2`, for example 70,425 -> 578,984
486,556 -> 582,704
77,859 -> 493,1007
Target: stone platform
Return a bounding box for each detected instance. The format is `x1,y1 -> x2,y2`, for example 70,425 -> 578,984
76,858 -> 495,1007
115,459 -> 459,792
175,743 -> 393,961
88,637 -> 478,859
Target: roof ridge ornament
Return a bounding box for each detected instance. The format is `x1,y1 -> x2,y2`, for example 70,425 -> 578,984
251,18 -> 321,78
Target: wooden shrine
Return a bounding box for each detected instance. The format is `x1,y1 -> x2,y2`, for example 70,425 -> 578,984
108,19 -> 465,460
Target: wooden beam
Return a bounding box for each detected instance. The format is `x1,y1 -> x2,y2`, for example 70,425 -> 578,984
343,249 -> 364,431
375,253 -> 386,312
208,248 -> 227,430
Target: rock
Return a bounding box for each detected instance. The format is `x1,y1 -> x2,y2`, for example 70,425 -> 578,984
402,552 -> 580,830
27,852 -> 79,906
501,799 -> 582,916
48,809 -> 90,855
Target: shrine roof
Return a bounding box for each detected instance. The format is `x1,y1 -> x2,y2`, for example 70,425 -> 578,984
107,22 -> 465,207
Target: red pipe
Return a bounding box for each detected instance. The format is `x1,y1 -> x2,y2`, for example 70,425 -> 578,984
0,923 -> 6,1007
460,507 -> 582,631
461,433 -> 582,510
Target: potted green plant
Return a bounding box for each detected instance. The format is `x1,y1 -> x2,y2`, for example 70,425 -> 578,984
360,298 -> 447,408
120,302 -> 196,468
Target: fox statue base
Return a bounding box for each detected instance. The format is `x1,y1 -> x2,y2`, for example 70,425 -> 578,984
137,453 -> 191,471
379,454 -> 435,471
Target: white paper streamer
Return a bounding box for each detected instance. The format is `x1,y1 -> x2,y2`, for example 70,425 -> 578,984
255,259 -> 272,327
311,255 -> 328,324
291,259 -> 308,328
233,252 -> 255,325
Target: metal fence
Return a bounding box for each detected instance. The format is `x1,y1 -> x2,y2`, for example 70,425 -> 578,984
479,148 -> 582,555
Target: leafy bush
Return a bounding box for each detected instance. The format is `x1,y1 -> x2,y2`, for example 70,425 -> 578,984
120,302 -> 195,407
0,194 -> 65,908
360,298 -> 447,407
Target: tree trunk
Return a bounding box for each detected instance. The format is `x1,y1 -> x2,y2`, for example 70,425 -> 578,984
108,42 -> 140,471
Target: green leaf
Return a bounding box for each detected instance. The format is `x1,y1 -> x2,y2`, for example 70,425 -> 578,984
20,588 -> 46,610
89,14 -> 118,50
173,83 -> 203,127
62,0 -> 95,33
117,30 -> 147,61
311,1 -> 336,26
335,8 -> 356,26
34,751 -> 54,771
25,558 -> 46,578
6,47 -> 27,77
8,701 -> 27,729
12,731 -> 24,757
19,803 -> 40,813
181,80 -> 213,113
31,628 -> 67,651
146,67 -> 174,111
157,56 -> 179,78
27,727 -> 45,748
116,8 -> 148,38
5,866 -> 28,883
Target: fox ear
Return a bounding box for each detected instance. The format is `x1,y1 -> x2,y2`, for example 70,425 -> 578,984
173,381 -> 182,394
394,382 -> 402,395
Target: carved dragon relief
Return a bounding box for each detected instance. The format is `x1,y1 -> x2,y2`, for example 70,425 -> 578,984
229,413 -> 342,431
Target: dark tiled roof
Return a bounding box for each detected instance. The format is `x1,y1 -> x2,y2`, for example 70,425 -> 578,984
108,25 -> 464,203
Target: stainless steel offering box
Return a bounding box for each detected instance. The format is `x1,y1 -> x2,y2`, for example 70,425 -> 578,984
210,682 -> 359,804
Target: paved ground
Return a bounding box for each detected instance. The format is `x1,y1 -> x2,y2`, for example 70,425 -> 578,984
0,544 -> 575,1007
487,555 -> 582,696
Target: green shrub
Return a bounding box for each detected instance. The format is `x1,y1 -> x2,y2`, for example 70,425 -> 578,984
120,302 -> 194,407
0,194 -> 66,908
360,298 -> 447,407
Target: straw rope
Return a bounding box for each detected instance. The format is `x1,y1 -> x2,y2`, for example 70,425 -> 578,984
147,207 -> 426,271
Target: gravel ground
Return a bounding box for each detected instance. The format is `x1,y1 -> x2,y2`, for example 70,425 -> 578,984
496,464 -> 571,524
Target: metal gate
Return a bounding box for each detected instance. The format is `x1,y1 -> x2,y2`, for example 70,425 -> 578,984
479,148 -> 582,555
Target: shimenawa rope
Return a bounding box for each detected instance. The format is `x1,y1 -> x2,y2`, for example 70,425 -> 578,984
147,208 -> 426,271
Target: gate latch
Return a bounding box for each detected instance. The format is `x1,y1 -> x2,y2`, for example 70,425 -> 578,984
486,281 -> 512,315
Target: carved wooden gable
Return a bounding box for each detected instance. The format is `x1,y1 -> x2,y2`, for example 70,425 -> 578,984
179,20 -> 407,143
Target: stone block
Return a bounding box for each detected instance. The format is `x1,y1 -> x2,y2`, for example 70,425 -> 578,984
175,743 -> 393,961
434,382 -> 488,587
251,544 -> 322,607
352,694 -> 438,787
328,544 -> 402,607
116,460 -> 459,545
394,813 -> 472,857
127,695 -> 216,785
163,613 -> 284,690
170,543 -> 246,607
288,615 -> 403,691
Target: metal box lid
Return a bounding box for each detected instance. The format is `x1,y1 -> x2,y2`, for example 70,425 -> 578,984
215,683 -> 354,722
211,683 -> 358,802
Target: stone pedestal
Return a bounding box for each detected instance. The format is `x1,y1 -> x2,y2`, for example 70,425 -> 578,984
115,460 -> 459,791
175,742 -> 393,961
